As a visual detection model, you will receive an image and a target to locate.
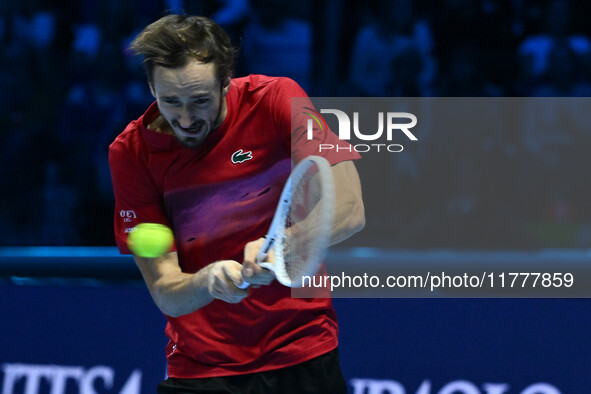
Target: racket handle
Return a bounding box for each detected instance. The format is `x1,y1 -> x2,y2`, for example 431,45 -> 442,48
236,280 -> 250,289
256,236 -> 273,263
236,262 -> 274,289
236,237 -> 274,289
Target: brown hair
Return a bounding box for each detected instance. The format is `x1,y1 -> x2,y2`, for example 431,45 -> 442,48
130,15 -> 237,87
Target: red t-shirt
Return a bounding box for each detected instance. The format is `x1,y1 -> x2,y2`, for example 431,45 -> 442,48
109,75 -> 360,378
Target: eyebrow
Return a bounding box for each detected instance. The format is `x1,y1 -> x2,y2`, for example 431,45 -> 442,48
159,93 -> 211,100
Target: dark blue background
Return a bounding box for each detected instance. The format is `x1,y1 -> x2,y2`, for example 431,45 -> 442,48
335,298 -> 591,393
2,283 -> 590,393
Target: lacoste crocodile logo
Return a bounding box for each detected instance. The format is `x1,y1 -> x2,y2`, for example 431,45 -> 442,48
231,149 -> 253,164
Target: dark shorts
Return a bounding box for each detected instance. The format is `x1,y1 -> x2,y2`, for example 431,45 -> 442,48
157,348 -> 347,394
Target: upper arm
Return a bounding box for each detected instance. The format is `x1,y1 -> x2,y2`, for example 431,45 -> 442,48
109,142 -> 172,254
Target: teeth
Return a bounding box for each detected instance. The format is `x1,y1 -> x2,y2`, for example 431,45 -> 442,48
181,126 -> 201,135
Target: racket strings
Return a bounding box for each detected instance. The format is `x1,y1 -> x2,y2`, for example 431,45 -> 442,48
284,164 -> 324,281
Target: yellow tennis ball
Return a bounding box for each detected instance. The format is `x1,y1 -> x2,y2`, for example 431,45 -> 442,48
128,223 -> 174,258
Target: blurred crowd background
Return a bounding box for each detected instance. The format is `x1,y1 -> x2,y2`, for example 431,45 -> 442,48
1,0 -> 590,248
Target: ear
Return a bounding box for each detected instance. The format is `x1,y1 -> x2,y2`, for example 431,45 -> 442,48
149,82 -> 156,98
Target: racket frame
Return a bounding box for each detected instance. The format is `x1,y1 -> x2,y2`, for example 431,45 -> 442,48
238,156 -> 334,288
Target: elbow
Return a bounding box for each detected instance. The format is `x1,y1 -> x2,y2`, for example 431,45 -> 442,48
153,293 -> 183,318
156,298 -> 196,318
160,306 -> 184,318
332,196 -> 365,245
348,198 -> 366,235
151,285 -> 193,318
151,281 -> 211,318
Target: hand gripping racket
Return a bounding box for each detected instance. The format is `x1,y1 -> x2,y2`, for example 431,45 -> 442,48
238,156 -> 335,288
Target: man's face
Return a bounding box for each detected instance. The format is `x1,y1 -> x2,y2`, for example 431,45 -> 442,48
150,60 -> 229,148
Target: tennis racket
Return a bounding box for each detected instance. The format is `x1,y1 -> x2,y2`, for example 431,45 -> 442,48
238,156 -> 335,288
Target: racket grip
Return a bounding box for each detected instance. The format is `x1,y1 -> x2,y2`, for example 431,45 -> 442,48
236,280 -> 250,289
236,237 -> 273,289
236,262 -> 275,289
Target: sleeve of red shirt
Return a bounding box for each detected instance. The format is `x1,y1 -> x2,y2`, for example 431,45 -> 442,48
270,77 -> 361,165
108,132 -> 176,254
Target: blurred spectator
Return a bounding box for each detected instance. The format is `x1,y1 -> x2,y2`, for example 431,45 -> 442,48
434,44 -> 504,96
527,41 -> 591,97
517,0 -> 591,94
0,0 -> 588,248
210,0 -> 250,28
0,2 -> 67,246
516,1 -> 591,243
521,94 -> 591,225
40,161 -> 80,245
387,47 -> 423,97
242,0 -> 312,91
348,0 -> 434,96
56,37 -> 153,244
428,0 -> 519,93
165,0 -> 249,51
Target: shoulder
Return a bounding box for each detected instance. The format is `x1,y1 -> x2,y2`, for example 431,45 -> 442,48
227,75 -> 309,123
108,118 -> 151,171
231,74 -> 308,99
108,119 -> 159,189
109,120 -> 141,157
109,102 -> 158,159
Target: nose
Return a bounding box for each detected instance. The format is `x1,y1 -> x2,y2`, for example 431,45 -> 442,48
176,106 -> 195,128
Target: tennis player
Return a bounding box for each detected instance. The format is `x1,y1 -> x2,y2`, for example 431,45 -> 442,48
109,14 -> 364,393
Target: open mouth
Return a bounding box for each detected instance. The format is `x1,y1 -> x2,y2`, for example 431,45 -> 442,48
177,122 -> 205,137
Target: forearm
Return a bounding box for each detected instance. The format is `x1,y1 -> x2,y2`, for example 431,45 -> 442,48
329,161 -> 365,245
134,253 -> 214,317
